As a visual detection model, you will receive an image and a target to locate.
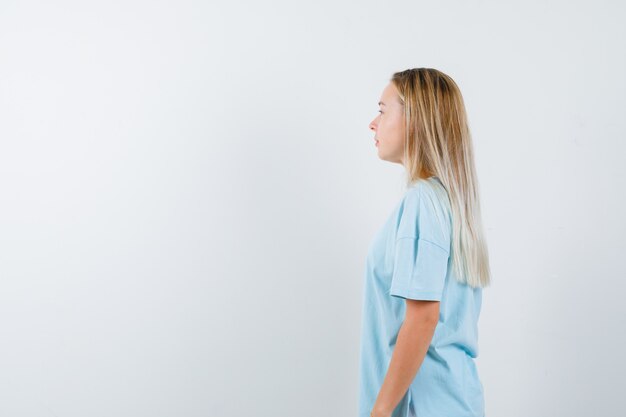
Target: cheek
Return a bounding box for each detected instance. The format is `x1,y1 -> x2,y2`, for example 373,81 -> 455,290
390,119 -> 404,143
379,116 -> 404,143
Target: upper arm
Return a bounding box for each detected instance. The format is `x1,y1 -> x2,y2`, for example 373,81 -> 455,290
388,186 -> 452,302
405,298 -> 440,324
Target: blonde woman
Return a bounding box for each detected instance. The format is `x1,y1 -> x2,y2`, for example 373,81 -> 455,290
359,68 -> 491,417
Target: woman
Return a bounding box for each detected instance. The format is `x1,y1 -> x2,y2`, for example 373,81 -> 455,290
359,68 -> 491,417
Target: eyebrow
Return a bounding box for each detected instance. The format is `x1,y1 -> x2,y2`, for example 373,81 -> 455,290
378,101 -> 386,106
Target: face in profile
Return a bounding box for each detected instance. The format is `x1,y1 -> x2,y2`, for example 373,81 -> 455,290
369,82 -> 406,165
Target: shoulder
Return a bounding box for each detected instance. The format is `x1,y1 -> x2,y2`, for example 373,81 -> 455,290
404,178 -> 451,245
405,178 -> 449,210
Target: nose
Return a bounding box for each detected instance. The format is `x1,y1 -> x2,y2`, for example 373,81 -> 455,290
369,119 -> 377,131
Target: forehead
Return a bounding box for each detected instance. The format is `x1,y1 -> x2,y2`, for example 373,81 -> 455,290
379,82 -> 399,104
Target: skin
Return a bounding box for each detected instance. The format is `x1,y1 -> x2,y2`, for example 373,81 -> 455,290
369,82 -> 406,165
367,82 -> 441,417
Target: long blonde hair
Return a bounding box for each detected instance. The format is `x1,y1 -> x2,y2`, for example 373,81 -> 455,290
391,68 -> 491,289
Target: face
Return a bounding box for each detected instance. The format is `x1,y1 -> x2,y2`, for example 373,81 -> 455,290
369,82 -> 406,165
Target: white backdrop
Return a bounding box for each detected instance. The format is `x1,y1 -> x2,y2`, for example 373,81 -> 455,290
1,1 -> 625,416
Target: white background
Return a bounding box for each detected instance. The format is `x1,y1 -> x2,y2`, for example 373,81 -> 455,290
1,1 -> 625,416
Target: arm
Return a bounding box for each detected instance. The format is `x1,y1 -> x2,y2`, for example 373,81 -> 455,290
370,299 -> 440,417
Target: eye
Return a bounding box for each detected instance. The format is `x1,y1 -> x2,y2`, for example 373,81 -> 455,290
378,110 -> 383,114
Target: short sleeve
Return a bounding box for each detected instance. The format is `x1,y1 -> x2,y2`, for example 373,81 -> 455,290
389,184 -> 451,301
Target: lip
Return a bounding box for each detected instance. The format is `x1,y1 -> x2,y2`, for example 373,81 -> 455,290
375,140 -> 379,146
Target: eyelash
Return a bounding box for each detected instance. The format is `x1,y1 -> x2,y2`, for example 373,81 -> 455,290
378,110 -> 383,114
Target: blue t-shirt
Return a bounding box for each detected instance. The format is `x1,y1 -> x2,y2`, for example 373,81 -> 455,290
358,176 -> 485,417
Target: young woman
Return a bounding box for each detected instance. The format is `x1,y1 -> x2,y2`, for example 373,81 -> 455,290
358,68 -> 491,417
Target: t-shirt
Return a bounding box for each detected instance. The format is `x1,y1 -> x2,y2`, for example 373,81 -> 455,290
358,176 -> 485,417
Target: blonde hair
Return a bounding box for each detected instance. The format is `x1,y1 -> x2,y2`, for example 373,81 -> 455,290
391,68 -> 491,289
